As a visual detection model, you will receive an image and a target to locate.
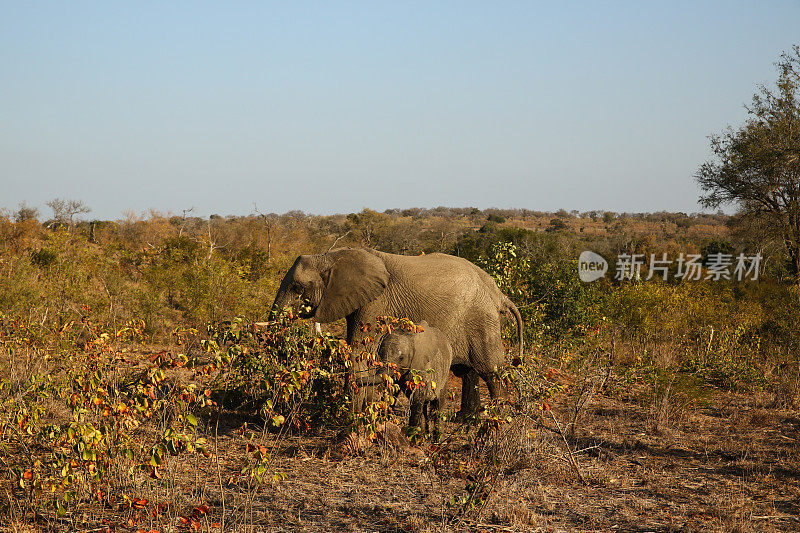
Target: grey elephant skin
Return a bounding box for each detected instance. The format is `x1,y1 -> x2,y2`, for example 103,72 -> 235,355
375,322 -> 452,434
269,247 -> 523,415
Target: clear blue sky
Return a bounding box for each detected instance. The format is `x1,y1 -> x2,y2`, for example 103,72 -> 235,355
1,2 -> 798,220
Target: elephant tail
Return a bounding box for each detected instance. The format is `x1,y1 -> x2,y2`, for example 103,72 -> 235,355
505,298 -> 524,359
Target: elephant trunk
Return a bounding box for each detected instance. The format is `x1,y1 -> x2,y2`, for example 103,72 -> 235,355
270,260 -> 302,320
269,288 -> 290,320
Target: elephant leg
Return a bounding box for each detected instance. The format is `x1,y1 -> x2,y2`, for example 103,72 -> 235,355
480,371 -> 503,399
470,320 -> 509,402
458,369 -> 482,419
477,363 -> 508,402
429,397 -> 441,440
476,357 -> 508,402
349,367 -> 373,412
409,393 -> 424,429
351,385 -> 367,413
348,316 -> 381,413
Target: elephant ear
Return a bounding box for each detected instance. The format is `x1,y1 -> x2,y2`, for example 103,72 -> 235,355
315,249 -> 390,323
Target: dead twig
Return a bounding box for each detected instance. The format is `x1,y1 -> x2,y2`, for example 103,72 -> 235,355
214,417 -> 226,531
547,409 -> 585,484
326,231 -> 351,253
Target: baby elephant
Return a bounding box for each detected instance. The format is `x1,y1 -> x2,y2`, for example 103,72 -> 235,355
377,321 -> 453,435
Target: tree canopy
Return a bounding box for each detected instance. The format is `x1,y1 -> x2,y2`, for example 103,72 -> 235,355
696,46 -> 800,278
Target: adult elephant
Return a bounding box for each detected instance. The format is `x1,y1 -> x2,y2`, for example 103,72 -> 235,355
269,247 -> 523,415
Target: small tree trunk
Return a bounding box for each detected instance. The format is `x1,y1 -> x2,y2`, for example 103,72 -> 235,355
788,241 -> 800,285
794,248 -> 800,285
266,225 -> 271,265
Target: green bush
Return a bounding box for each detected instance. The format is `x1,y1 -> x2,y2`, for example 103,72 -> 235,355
30,247 -> 57,268
477,242 -> 601,344
207,315 -> 353,431
604,282 -> 765,391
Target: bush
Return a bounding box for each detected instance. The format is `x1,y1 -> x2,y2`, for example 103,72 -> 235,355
603,282 -> 765,391
546,218 -> 567,232
30,247 -> 57,268
207,315 -> 353,431
477,242 -> 601,344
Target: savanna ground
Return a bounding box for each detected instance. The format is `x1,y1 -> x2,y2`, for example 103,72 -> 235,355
5,334 -> 799,533
190,382 -> 800,533
2,208 -> 800,531
4,312 -> 799,533
247,387 -> 800,533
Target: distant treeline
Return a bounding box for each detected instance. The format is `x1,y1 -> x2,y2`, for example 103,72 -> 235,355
0,204 -> 789,339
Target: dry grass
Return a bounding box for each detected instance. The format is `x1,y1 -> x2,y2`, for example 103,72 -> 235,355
188,389 -> 798,532
3,347 -> 799,533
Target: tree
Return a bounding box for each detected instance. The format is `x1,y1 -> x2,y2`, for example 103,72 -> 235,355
46,198 -> 91,228
253,203 -> 278,264
14,202 -> 39,222
345,208 -> 391,248
546,218 -> 567,232
696,46 -> 800,279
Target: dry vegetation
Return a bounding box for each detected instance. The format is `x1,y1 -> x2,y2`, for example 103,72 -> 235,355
1,206 -> 799,531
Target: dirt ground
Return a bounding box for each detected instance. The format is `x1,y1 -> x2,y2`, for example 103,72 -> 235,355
115,378 -> 799,533
6,371 -> 800,532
